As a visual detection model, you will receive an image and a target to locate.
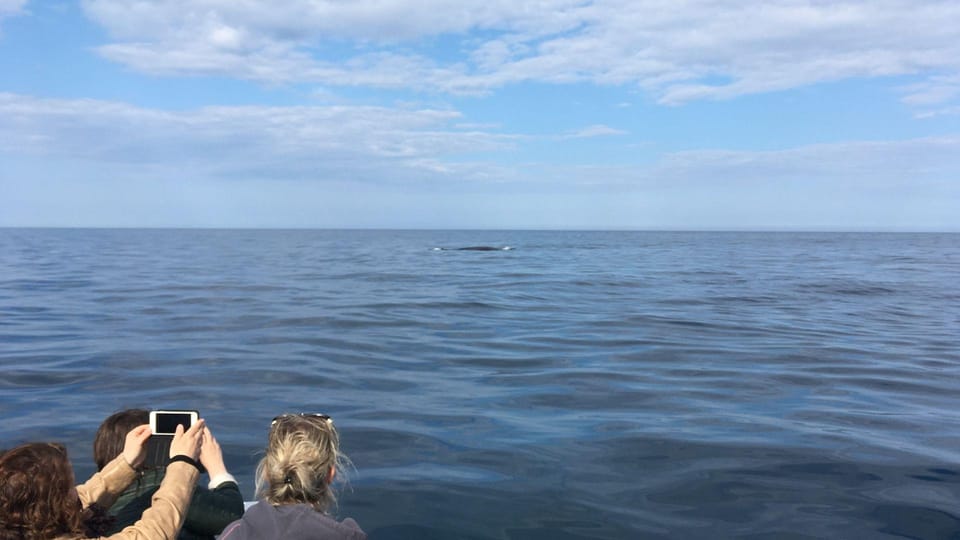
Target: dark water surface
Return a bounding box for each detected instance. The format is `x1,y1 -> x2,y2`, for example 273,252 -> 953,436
2,229 -> 960,539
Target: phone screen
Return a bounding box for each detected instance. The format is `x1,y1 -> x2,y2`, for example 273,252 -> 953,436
154,412 -> 195,434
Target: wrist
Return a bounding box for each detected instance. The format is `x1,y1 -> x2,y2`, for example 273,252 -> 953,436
116,453 -> 137,472
169,454 -> 201,470
208,472 -> 237,489
206,465 -> 228,478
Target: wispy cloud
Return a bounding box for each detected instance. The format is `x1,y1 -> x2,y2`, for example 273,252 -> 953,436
901,73 -> 960,118
561,124 -> 627,139
3,91 -> 957,228
0,0 -> 27,27
4,91 -> 957,194
914,106 -> 960,119
654,137 -> 960,183
81,0 -> 960,108
0,0 -> 26,14
528,136 -> 960,194
0,92 -> 517,184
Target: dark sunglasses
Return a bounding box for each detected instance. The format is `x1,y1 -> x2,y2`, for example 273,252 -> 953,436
270,413 -> 333,427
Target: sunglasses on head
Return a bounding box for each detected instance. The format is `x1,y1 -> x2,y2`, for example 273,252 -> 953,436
270,413 -> 333,427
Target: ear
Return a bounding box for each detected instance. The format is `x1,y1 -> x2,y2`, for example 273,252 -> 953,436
328,466 -> 336,484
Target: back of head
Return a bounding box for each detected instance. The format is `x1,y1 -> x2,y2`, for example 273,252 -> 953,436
0,443 -> 81,540
256,414 -> 345,513
93,409 -> 148,471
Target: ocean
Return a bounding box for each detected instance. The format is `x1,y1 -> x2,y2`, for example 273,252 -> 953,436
1,228 -> 959,539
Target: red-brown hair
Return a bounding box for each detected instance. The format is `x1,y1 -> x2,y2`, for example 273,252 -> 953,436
0,443 -> 83,540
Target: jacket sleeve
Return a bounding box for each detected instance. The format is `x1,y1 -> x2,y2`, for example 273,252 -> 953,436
182,482 -> 245,536
103,460 -> 199,540
76,456 -> 138,509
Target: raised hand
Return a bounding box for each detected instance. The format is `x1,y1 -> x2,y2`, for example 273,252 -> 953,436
169,418 -> 205,460
199,426 -> 228,478
121,424 -> 152,468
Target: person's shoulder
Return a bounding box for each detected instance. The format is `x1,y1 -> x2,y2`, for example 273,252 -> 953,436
271,504 -> 366,540
242,500 -> 275,516
217,501 -> 286,540
221,502 -> 365,540
336,517 -> 367,539
297,508 -> 367,540
221,502 -> 276,529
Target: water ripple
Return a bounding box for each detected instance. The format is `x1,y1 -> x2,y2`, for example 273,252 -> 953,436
1,229 -> 959,539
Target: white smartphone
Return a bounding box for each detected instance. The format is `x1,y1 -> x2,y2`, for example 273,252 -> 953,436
149,410 -> 198,436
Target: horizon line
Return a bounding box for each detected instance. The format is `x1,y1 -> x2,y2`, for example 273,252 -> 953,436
1,226 -> 957,234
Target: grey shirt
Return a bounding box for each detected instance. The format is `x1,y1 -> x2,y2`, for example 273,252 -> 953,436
218,501 -> 366,540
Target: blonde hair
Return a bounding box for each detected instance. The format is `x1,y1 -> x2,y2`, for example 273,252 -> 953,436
255,414 -> 347,512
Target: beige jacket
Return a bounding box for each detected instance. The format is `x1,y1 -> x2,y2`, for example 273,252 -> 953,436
57,456 -> 199,540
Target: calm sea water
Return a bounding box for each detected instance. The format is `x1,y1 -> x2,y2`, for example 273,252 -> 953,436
2,229 -> 960,539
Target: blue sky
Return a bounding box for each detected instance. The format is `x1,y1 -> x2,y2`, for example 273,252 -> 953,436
1,0 -> 958,230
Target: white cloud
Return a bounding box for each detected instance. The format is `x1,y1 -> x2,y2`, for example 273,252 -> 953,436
653,137 -> 960,184
3,92 -> 958,193
82,0 -> 585,42
2,92 -> 958,228
0,0 -> 27,25
81,0 -> 960,106
0,0 -> 26,14
0,92 -> 517,183
900,73 -> 960,118
524,135 -> 960,196
562,124 -> 627,139
915,105 -> 960,119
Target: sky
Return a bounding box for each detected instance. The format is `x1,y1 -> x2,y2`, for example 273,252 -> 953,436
1,0 -> 959,230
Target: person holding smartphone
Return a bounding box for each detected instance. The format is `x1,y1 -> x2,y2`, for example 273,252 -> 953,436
92,409 -> 244,539
0,419 -> 205,539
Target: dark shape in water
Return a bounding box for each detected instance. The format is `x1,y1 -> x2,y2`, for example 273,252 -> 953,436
433,246 -> 513,251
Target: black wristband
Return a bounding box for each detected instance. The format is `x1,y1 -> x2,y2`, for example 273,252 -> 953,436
168,454 -> 201,470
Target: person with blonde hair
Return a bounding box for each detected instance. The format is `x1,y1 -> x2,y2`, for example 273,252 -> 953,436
219,413 -> 365,540
0,420 -> 205,540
